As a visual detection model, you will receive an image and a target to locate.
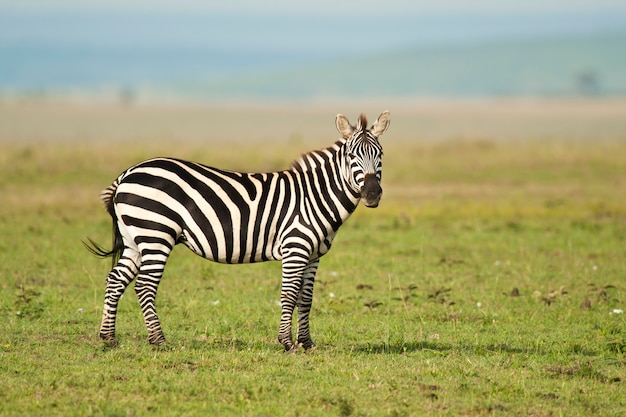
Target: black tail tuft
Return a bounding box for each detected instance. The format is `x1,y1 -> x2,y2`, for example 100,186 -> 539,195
83,224 -> 124,269
83,237 -> 118,258
86,180 -> 124,269
84,210 -> 124,269
83,225 -> 124,269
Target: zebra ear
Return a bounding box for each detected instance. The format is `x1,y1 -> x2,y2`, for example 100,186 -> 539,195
336,114 -> 354,139
371,111 -> 390,138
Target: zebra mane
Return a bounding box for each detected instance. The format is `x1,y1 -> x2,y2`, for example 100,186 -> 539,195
289,114 -> 369,172
290,140 -> 343,172
356,114 -> 368,132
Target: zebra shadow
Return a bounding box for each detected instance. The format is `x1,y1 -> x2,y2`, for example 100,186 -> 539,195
182,337 -> 277,352
351,340 -> 593,357
353,340 -> 451,355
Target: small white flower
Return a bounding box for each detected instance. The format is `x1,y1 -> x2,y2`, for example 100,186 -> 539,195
329,292 -> 336,299
330,271 -> 338,277
494,261 -> 501,266
210,300 -> 220,306
611,309 -> 624,315
476,302 -> 482,308
592,265 -> 598,271
77,308 -> 84,314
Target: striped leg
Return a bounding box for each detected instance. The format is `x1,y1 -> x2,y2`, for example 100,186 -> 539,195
278,255 -> 309,352
135,252 -> 169,345
100,248 -> 140,345
296,260 -> 319,351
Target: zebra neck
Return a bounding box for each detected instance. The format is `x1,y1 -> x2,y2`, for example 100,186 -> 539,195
289,141 -> 360,227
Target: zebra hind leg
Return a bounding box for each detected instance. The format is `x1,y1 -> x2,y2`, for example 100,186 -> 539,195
296,260 -> 319,351
100,249 -> 140,346
134,251 -> 170,345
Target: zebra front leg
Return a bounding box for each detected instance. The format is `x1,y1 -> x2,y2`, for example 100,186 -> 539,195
296,260 -> 319,351
100,251 -> 140,345
135,265 -> 167,345
278,255 -> 308,352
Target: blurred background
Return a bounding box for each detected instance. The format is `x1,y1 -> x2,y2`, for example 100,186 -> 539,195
1,0 -> 625,102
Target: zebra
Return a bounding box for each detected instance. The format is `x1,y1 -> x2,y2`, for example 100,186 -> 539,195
86,111 -> 390,351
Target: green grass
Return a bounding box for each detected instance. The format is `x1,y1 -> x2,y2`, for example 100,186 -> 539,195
1,122 -> 626,416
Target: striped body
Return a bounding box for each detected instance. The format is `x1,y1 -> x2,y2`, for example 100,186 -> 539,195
88,111 -> 390,351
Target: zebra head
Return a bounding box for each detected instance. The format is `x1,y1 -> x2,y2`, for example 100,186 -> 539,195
336,111 -> 390,208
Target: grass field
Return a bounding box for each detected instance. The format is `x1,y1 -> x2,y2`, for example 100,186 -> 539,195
1,99 -> 625,416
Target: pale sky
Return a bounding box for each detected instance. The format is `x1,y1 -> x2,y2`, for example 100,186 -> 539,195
3,0 -> 626,15
1,0 -> 623,51
0,0 -> 624,94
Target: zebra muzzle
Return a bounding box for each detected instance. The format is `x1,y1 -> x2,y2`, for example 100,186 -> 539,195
361,174 -> 382,208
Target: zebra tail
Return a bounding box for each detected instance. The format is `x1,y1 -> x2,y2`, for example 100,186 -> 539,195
83,180 -> 124,269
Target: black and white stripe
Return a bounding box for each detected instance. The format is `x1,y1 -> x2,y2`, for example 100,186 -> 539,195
87,111 -> 390,351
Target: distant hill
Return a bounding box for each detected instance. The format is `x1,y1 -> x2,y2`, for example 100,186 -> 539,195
176,32 -> 626,99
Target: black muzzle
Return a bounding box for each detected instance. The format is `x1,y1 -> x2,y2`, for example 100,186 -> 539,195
361,174 -> 382,208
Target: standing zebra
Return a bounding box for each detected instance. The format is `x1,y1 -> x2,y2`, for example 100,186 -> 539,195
86,111 -> 390,351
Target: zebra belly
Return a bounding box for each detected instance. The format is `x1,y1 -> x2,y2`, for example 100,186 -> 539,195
179,225 -> 281,264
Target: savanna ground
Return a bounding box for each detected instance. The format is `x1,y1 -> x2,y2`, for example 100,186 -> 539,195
1,98 -> 625,416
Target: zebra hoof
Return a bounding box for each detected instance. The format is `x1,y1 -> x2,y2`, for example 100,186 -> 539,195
100,334 -> 118,348
148,332 -> 166,346
100,331 -> 116,341
298,339 -> 316,351
282,342 -> 298,353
